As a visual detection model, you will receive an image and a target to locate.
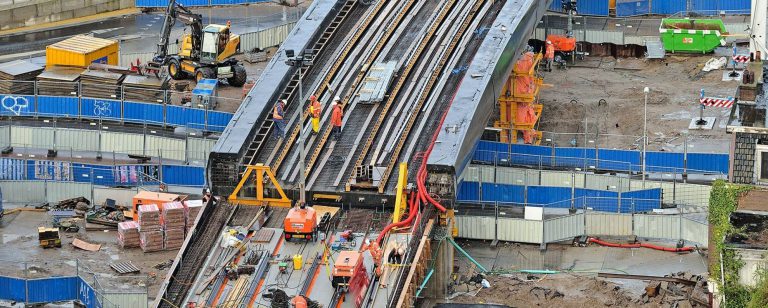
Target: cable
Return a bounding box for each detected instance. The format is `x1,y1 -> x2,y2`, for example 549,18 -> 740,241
587,237 -> 695,253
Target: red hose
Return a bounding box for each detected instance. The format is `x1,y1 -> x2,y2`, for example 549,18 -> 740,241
588,237 -> 695,253
376,191 -> 418,244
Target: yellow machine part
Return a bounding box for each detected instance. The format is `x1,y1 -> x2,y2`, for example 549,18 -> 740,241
228,164 -> 292,207
217,34 -> 240,62
494,52 -> 545,144
393,162 -> 408,223
179,34 -> 194,58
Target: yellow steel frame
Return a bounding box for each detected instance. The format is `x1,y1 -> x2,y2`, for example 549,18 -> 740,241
392,162 -> 408,223
228,164 -> 292,207
494,52 -> 545,144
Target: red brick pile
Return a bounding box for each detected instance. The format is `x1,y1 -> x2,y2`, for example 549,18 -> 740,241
117,221 -> 140,248
184,200 -> 204,234
140,230 -> 164,252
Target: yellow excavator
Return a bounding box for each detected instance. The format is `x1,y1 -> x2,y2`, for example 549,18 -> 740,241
148,0 -> 247,86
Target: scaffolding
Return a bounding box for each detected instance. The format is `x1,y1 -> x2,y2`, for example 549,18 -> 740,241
494,51 -> 544,144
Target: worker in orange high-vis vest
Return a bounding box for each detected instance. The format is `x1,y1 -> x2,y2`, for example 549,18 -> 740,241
330,96 -> 343,141
544,40 -> 555,72
308,95 -> 322,134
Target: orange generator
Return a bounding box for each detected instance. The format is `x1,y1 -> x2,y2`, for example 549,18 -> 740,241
545,34 -> 576,54
283,205 -> 318,241
332,250 -> 363,288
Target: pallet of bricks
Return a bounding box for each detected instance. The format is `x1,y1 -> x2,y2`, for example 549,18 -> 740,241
138,204 -> 163,252
162,202 -> 186,250
117,221 -> 140,248
183,200 -> 204,235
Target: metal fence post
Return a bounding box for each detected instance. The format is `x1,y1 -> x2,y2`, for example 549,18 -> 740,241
24,262 -> 28,305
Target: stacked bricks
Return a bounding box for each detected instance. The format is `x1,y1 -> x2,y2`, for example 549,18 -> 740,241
137,204 -> 162,252
184,200 -> 204,234
162,202 -> 186,250
117,221 -> 140,248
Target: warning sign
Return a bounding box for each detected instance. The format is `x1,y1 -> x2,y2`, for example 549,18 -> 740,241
683,37 -> 694,44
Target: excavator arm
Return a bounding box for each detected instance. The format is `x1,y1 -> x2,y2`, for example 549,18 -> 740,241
151,0 -> 203,68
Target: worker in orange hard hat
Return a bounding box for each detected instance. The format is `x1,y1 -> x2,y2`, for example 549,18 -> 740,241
544,40 -> 555,72
330,96 -> 343,141
308,95 -> 322,134
291,295 -> 308,308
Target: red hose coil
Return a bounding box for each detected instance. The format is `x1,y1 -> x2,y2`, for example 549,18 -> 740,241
588,237 -> 695,253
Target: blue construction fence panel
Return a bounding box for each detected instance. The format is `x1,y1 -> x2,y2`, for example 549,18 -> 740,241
136,0 -> 269,6
691,0 -> 752,15
597,149 -> 639,172
617,0 -> 650,16
622,188 -> 663,212
688,153 -> 729,174
27,277 -> 79,304
650,0 -> 686,15
0,276 -> 26,302
0,93 -> 233,133
645,152 -> 684,173
78,277 -> 103,308
162,165 -> 205,186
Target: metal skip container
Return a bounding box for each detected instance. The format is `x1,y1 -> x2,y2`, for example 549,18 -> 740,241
46,35 -> 119,67
659,19 -> 727,54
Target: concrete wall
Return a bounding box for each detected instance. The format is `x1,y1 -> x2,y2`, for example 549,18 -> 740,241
0,0 -> 134,31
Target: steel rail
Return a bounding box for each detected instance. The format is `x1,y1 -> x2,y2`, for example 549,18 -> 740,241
300,0 -> 419,183
345,0 -> 459,191
376,0 -> 485,193
269,0 -> 389,174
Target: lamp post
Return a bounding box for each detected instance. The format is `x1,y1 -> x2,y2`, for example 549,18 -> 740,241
643,87 -> 649,186
285,49 -> 313,206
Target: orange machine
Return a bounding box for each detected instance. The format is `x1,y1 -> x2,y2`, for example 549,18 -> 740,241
332,250 -> 363,288
131,191 -> 186,219
546,34 -> 576,54
283,204 -> 318,241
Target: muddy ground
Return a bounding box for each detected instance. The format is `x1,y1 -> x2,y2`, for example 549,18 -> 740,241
0,209 -> 177,300
536,55 -> 734,152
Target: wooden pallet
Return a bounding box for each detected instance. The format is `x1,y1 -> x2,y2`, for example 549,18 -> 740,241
110,261 -> 140,274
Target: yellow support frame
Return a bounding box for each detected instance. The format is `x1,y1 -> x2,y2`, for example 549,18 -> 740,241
228,164 -> 292,207
393,162 -> 408,223
494,52 -> 545,144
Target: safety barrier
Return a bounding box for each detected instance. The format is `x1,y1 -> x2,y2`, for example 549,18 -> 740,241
135,0 -> 268,7
0,91 -> 233,133
0,259 -> 147,308
455,201 -> 709,247
0,158 -> 204,187
461,165 -> 714,207
0,125 -> 216,164
473,140 -> 729,175
615,0 -> 751,16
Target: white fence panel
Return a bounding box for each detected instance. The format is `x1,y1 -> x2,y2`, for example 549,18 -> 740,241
455,215 -> 495,240
45,182 -> 91,203
496,167 -> 525,185
1,181 -> 46,203
103,292 -> 148,308
635,214 -> 680,239
681,217 -> 708,247
57,129 -> 100,152
240,22 -> 296,51
93,187 -> 138,207
497,218 -> 542,244
0,126 -> 9,146
101,131 -> 144,155
146,135 -> 185,161
586,212 -> 632,236
544,213 -> 584,243
540,170 -> 582,187
187,137 -> 216,163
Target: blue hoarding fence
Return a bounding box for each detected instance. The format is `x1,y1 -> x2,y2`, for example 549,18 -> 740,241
0,90 -> 233,133
457,180 -> 662,213
0,157 -> 205,187
616,0 -> 752,16
548,0 -> 610,16
472,140 -> 728,176
0,275 -> 112,308
135,0 -> 269,6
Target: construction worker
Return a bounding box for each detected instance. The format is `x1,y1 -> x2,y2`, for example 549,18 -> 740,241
291,296 -> 308,308
273,99 -> 286,139
331,96 -> 343,141
544,40 -> 555,72
308,95 -> 322,134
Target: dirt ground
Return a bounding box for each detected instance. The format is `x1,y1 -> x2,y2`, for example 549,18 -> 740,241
537,55 -> 734,152
0,208 -> 178,301
449,274 -> 645,307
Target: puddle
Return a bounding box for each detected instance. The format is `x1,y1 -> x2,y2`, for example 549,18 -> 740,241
2,234 -> 21,243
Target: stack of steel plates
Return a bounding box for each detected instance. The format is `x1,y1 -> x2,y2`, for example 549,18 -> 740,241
122,75 -> 169,103
0,60 -> 43,94
36,66 -> 84,96
80,69 -> 125,99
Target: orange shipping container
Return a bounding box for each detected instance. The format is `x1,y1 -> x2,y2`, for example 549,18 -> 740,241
46,35 -> 118,68
132,191 -> 187,219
